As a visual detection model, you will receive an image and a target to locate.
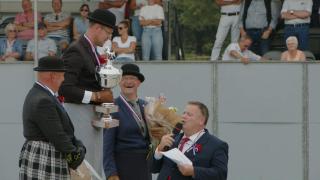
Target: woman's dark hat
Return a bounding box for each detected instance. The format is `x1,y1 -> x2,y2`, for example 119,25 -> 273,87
34,56 -> 67,72
121,63 -> 145,82
88,9 -> 116,28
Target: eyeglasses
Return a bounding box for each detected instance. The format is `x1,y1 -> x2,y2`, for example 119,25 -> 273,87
101,26 -> 113,35
8,30 -> 17,33
81,9 -> 89,12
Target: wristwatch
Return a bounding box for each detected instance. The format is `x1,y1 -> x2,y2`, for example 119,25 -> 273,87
290,10 -> 294,15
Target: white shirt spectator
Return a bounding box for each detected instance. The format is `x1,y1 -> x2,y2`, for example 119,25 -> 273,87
222,42 -> 261,61
281,0 -> 313,24
100,0 -> 127,25
112,36 -> 136,60
139,4 -> 164,28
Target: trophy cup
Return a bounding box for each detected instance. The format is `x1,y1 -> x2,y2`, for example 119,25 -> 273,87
92,47 -> 121,129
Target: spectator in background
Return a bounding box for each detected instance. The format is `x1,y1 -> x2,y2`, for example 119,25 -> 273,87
73,4 -> 90,41
222,35 -> 262,64
44,0 -> 71,53
14,0 -> 42,43
140,0 -> 164,60
0,23 -> 23,61
281,0 -> 312,51
129,0 -> 148,43
25,23 -> 57,61
240,0 -> 281,56
210,0 -> 242,61
311,0 -> 320,27
99,0 -> 127,26
112,20 -> 136,62
281,36 -> 306,61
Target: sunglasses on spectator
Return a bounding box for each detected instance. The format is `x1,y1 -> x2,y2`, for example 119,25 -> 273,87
81,9 -> 89,12
118,26 -> 125,30
8,30 -> 17,33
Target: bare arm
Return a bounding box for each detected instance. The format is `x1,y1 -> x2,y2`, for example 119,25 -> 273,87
112,41 -> 136,54
44,17 -> 71,32
99,0 -> 126,9
25,52 -> 33,61
215,0 -> 241,6
230,50 -> 249,64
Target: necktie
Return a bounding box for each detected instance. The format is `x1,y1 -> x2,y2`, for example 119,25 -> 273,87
129,101 -> 146,137
179,137 -> 190,152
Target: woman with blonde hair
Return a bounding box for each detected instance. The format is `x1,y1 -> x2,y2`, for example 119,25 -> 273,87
0,23 -> 23,61
112,20 -> 136,62
281,36 -> 306,61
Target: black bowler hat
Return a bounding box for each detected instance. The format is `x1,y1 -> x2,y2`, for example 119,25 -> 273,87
88,9 -> 116,28
121,63 -> 145,82
34,56 -> 67,72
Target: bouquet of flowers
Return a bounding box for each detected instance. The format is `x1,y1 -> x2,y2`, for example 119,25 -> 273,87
144,96 -> 182,145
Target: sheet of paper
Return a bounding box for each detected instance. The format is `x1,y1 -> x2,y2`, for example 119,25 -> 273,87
160,148 -> 192,165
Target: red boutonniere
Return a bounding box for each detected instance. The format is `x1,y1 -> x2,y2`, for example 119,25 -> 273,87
194,144 -> 202,153
98,55 -> 107,65
57,95 -> 65,103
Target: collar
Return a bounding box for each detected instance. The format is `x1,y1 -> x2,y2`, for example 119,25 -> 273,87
183,129 -> 205,143
84,34 -> 100,66
36,81 -> 55,96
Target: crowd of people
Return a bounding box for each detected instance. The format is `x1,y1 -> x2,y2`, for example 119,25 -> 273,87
211,0 -> 316,62
0,0 -> 165,62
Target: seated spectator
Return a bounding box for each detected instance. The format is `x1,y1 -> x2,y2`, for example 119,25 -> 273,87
112,20 -> 136,62
25,23 -> 57,61
129,0 -> 148,42
0,23 -> 23,61
281,36 -> 306,61
281,0 -> 312,50
140,0 -> 164,60
222,35 -> 262,64
44,0 -> 71,52
14,0 -> 42,43
73,4 -> 90,41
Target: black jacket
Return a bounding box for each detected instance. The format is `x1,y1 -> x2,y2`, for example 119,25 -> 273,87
59,35 -> 102,103
23,83 -> 81,153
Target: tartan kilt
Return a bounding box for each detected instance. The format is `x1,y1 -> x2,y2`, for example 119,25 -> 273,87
19,141 -> 70,180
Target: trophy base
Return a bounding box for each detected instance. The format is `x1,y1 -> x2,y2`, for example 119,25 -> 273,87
95,103 -> 118,114
91,118 -> 119,129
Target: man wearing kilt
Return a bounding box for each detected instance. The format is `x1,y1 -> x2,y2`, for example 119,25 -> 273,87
19,56 -> 86,179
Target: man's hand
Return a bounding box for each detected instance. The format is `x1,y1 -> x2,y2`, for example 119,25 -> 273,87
157,134 -> 175,152
240,56 -> 250,64
92,89 -> 113,103
178,164 -> 194,177
261,29 -> 272,39
108,175 -> 120,180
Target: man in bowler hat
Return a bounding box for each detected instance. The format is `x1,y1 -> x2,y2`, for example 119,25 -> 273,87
59,9 -> 116,104
103,63 -> 152,180
19,56 -> 86,179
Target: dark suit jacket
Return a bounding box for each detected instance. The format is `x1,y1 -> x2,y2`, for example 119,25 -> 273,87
153,130 -> 228,180
23,83 -> 81,153
59,35 -> 102,103
103,96 -> 151,178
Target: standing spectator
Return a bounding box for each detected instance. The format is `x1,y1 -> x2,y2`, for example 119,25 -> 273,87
210,0 -> 242,61
222,35 -> 262,64
129,0 -> 148,42
311,0 -> 320,27
73,4 -> 90,41
103,63 -> 152,180
140,0 -> 164,60
14,0 -> 42,42
0,23 -> 23,61
281,0 -> 312,50
19,56 -> 86,179
25,23 -> 57,61
153,101 -> 228,180
44,0 -> 72,52
281,36 -> 306,61
112,20 -> 136,62
240,0 -> 281,56
59,9 -> 115,104
99,0 -> 127,26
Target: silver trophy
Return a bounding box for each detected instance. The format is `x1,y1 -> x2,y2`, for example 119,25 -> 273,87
92,47 -> 121,129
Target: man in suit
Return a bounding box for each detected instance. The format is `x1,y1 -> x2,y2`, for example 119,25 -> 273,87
103,63 -> 152,180
153,101 -> 228,180
59,9 -> 115,104
19,56 -> 86,179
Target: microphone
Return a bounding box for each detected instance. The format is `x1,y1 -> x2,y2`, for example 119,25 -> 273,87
163,122 -> 183,151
